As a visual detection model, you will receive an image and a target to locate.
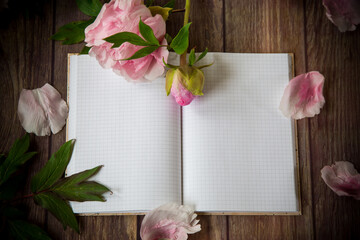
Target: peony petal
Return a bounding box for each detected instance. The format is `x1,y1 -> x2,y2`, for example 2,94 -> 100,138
279,71 -> 325,120
322,0 -> 360,32
17,83 -> 68,136
140,203 -> 201,240
321,161 -> 360,200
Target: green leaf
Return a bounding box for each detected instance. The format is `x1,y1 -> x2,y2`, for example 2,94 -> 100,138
75,0 -> 102,17
51,18 -> 95,45
197,62 -> 214,69
104,32 -> 152,48
189,48 -> 196,66
170,22 -> 191,55
80,45 -> 91,54
139,19 -> 159,45
148,6 -> 172,21
146,0 -> 154,7
162,58 -> 178,69
121,46 -> 160,60
34,192 -> 79,233
0,173 -> 25,200
51,165 -> 110,202
8,220 -> 51,240
31,140 -> 75,193
165,68 -> 176,96
0,134 -> 36,185
195,48 -> 208,63
163,0 -> 175,8
165,33 -> 173,45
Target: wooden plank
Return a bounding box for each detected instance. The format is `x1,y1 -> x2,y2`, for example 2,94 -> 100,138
304,1 -> 360,239
225,0 -> 314,239
0,0 -> 55,233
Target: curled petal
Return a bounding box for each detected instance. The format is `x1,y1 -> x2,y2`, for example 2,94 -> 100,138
140,203 -> 201,240
18,83 -> 68,136
322,0 -> 360,32
279,71 -> 325,120
321,161 -> 360,200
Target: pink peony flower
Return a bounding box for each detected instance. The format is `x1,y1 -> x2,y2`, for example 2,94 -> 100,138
323,0 -> 360,32
140,203 -> 201,240
321,161 -> 360,200
17,83 -> 68,136
166,66 -> 204,106
84,0 -> 169,82
279,71 -> 325,120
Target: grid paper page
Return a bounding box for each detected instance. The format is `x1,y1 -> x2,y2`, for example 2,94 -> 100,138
182,53 -> 299,212
67,55 -> 181,213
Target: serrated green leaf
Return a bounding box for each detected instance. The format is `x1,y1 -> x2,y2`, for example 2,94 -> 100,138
170,22 -> 191,55
51,165 -> 110,202
31,140 -> 75,193
121,46 -> 159,60
0,134 -> 36,185
8,220 -> 51,240
75,0 -> 102,17
104,32 -> 152,48
0,173 -> 25,200
189,48 -> 196,66
51,18 -> 95,45
163,0 -> 175,8
148,6 -> 172,21
139,19 -> 159,45
80,45 -> 91,54
165,68 -> 176,96
34,192 -> 79,233
195,48 -> 208,63
146,0 -> 154,7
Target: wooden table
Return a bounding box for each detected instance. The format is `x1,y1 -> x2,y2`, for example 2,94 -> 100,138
1,0 -> 359,239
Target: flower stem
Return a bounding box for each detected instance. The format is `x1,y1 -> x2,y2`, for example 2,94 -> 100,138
180,0 -> 190,66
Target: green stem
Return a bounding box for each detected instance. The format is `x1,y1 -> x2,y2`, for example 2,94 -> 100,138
180,0 -> 191,66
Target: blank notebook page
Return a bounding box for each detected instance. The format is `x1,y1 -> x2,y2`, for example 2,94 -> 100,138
67,55 -> 181,213
182,53 -> 299,212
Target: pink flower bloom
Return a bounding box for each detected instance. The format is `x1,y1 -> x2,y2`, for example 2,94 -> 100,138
84,0 -> 169,82
279,71 -> 325,120
323,0 -> 360,32
170,77 -> 196,106
321,161 -> 360,200
140,203 -> 201,240
17,83 -> 68,136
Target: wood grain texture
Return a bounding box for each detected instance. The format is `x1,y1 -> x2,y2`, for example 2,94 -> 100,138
0,0 -> 55,232
225,0 -> 314,239
1,0 -> 360,239
305,0 -> 360,239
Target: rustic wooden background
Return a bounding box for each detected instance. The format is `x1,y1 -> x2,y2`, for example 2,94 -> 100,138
1,0 -> 359,239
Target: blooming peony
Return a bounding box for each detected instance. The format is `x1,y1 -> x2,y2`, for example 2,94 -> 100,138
140,203 -> 201,240
322,0 -> 360,32
279,71 -> 325,120
18,83 -> 68,136
85,0 -> 169,82
321,161 -> 360,200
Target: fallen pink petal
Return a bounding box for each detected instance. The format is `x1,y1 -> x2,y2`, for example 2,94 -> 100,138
17,83 -> 68,136
321,161 -> 360,200
279,71 -> 325,120
322,0 -> 360,32
140,203 -> 201,240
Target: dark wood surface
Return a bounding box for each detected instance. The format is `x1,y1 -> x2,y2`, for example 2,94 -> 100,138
0,0 -> 359,239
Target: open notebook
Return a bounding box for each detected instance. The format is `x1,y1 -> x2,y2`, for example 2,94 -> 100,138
67,52 -> 300,215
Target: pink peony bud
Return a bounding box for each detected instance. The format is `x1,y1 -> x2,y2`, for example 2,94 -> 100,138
321,161 -> 360,200
166,66 -> 204,106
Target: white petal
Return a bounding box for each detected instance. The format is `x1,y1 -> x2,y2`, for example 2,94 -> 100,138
17,83 -> 68,136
